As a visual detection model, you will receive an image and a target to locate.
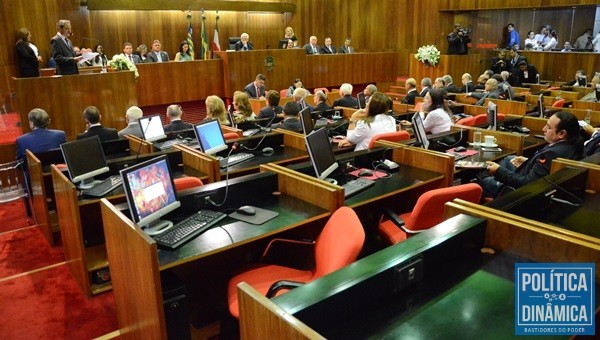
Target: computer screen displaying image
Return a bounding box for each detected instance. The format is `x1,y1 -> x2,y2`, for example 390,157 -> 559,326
194,119 -> 228,155
299,107 -> 313,135
139,114 -> 166,142
411,112 -> 430,150
120,155 -> 180,234
305,128 -> 339,181
60,136 -> 109,188
487,101 -> 497,130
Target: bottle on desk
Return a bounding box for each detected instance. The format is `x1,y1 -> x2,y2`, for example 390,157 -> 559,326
473,129 -> 482,146
584,109 -> 591,125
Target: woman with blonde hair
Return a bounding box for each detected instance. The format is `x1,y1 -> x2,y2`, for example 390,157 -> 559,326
284,27 -> 299,47
205,95 -> 230,125
232,91 -> 256,124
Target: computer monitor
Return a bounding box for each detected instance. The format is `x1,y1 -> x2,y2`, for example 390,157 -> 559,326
596,85 -> 600,102
139,114 -> 166,142
194,119 -> 228,155
60,136 -> 109,189
487,101 -> 497,130
279,39 -> 289,49
299,107 -> 314,135
537,93 -> 544,118
305,128 -> 339,182
578,75 -> 587,87
228,37 -> 241,50
120,155 -> 181,235
411,112 -> 429,149
357,93 -> 366,109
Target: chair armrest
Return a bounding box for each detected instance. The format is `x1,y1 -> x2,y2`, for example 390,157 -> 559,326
266,280 -> 305,298
260,238 -> 315,261
381,207 -> 422,235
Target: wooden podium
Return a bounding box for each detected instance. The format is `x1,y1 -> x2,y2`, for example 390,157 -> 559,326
409,54 -> 479,86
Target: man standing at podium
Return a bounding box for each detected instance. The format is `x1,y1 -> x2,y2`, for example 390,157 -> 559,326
50,19 -> 83,75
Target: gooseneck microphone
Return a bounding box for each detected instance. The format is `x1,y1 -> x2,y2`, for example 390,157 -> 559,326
132,116 -> 152,166
72,34 -> 100,43
205,143 -> 238,207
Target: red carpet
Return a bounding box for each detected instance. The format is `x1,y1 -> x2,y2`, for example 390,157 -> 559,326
0,200 -> 31,232
0,113 -> 23,144
0,227 -> 65,279
0,264 -> 117,339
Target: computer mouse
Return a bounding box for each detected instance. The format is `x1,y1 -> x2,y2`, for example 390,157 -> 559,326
358,170 -> 374,177
454,146 -> 468,152
236,205 -> 256,216
262,147 -> 274,156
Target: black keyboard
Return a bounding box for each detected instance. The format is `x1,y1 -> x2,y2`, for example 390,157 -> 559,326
82,176 -> 122,197
343,177 -> 376,198
153,210 -> 227,249
219,152 -> 254,168
154,139 -> 183,150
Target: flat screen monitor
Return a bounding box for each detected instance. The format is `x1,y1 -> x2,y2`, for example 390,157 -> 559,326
60,136 -> 109,188
537,93 -> 544,118
357,93 -> 366,109
194,119 -> 228,155
299,107 -> 313,135
578,75 -> 587,87
279,39 -> 289,49
487,101 -> 497,130
305,128 -> 339,182
596,85 -> 600,101
411,112 -> 429,150
139,114 -> 166,142
120,155 -> 180,235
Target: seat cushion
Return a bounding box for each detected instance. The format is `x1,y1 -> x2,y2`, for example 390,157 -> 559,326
227,264 -> 313,318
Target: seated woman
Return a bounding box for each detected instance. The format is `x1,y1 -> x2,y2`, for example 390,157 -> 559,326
338,92 -> 396,151
175,41 -> 193,61
284,27 -> 299,47
286,78 -> 303,97
205,95 -> 230,125
259,90 -> 283,123
135,44 -> 149,63
232,91 -> 256,124
421,89 -> 454,134
90,44 -> 109,67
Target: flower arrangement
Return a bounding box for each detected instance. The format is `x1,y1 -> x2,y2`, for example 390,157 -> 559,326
109,54 -> 139,79
415,45 -> 441,67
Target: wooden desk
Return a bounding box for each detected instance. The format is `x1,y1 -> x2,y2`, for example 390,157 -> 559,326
408,54 -> 479,89
485,98 -> 527,115
520,51 -> 600,83
14,71 -> 137,140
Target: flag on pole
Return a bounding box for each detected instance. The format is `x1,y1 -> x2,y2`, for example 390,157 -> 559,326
186,10 -> 194,59
201,11 -> 209,59
211,11 -> 221,52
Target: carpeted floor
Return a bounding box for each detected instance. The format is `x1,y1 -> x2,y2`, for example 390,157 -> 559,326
0,200 -> 31,232
0,227 -> 65,278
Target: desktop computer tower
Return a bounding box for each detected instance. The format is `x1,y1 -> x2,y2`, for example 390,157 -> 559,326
162,270 -> 191,340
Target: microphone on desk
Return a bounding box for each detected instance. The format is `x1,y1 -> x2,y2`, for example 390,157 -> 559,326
132,116 -> 153,166
542,176 -> 583,207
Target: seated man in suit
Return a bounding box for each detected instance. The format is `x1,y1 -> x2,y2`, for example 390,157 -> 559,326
443,75 -> 461,94
272,102 -> 302,133
419,78 -> 432,97
146,40 -> 169,62
16,108 -> 67,160
582,122 -> 600,157
338,37 -> 354,54
363,84 -> 378,106
118,106 -> 144,138
234,33 -> 253,51
401,78 -> 419,105
458,73 -> 475,93
120,42 -> 142,64
293,88 -> 313,113
480,111 -> 582,197
77,106 -> 119,142
303,36 -> 320,55
320,37 -> 336,54
333,83 -> 358,108
313,90 -> 332,112
163,104 -> 193,133
467,78 -> 502,106
243,74 -> 266,99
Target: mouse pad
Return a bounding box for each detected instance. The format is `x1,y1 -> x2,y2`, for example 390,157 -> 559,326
446,148 -> 478,156
228,206 -> 279,225
348,168 -> 387,180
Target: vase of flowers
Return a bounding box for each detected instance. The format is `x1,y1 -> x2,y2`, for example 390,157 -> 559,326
109,55 -> 139,79
415,45 -> 441,67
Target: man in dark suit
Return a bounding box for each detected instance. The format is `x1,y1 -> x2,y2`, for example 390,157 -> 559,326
443,75 -> 461,94
50,19 -> 83,75
146,40 -> 169,62
419,78 -> 432,97
338,37 -> 354,54
447,24 -> 471,55
468,79 -> 503,106
163,104 -> 193,133
293,88 -> 314,114
401,78 -> 419,105
121,42 -> 142,64
313,90 -> 332,112
582,123 -> 600,157
77,106 -> 119,142
16,108 -> 66,160
320,37 -> 336,54
481,111 -> 582,197
243,74 -> 266,99
234,33 -> 253,51
303,36 -> 320,55
507,48 -> 528,73
333,83 -> 359,108
458,73 -> 475,93
272,102 -> 303,133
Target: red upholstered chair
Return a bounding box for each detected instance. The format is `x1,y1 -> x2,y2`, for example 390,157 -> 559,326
227,206 -> 365,318
173,177 -> 203,192
368,131 -> 410,148
456,115 -> 478,126
223,132 -> 240,140
279,89 -> 288,98
379,183 -> 482,245
552,98 -> 566,108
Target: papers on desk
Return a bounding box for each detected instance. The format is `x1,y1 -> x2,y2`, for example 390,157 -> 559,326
78,52 -> 98,65
455,161 -> 488,169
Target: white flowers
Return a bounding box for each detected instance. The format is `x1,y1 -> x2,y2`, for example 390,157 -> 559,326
415,45 -> 441,66
109,54 -> 139,79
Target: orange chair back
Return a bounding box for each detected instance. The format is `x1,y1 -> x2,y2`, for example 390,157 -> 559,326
497,113 -> 506,122
404,183 -> 482,232
279,89 -> 288,98
223,132 -> 239,140
456,115 -> 477,126
173,177 -> 203,192
313,206 -> 365,279
368,131 -> 410,148
552,98 -> 565,108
